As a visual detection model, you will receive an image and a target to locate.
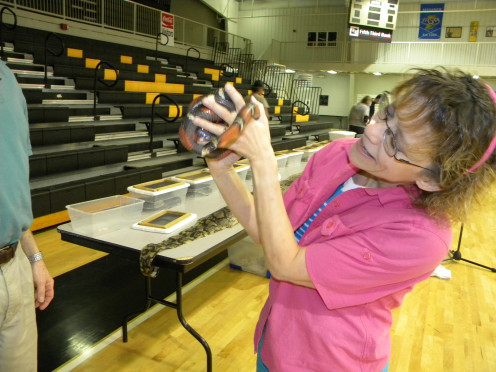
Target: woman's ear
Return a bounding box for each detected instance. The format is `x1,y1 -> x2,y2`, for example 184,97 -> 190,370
416,177 -> 441,192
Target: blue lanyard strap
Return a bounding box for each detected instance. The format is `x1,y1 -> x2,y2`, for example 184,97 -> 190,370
294,183 -> 345,243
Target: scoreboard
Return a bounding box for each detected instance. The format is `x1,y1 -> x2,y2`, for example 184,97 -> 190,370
348,0 -> 399,43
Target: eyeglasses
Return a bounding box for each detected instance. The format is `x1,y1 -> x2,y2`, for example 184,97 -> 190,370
377,93 -> 436,173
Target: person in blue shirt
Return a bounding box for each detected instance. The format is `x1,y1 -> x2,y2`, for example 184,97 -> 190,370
0,60 -> 54,371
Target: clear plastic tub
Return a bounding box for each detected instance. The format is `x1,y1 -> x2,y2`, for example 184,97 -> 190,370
233,164 -> 250,182
228,237 -> 271,278
328,130 -> 356,141
127,179 -> 190,210
168,169 -> 215,197
275,150 -> 304,167
275,153 -> 289,168
66,195 -> 144,236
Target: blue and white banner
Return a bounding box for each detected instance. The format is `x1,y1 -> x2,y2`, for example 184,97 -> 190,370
418,3 -> 444,40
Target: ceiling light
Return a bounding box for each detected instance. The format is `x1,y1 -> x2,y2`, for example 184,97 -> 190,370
327,70 -> 337,74
473,75 -> 480,79
285,69 -> 295,73
373,72 -> 382,76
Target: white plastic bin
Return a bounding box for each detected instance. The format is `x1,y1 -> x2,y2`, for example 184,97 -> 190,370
67,196 -> 144,236
127,179 -> 190,210
228,236 -> 271,278
168,169 -> 215,197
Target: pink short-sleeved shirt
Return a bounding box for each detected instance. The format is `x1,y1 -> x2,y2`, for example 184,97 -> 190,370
254,138 -> 452,372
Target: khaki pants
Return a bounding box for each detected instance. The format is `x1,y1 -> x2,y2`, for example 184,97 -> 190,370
0,243 -> 37,372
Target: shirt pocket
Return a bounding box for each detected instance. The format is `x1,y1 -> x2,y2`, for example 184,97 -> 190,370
288,180 -> 318,224
319,215 -> 355,238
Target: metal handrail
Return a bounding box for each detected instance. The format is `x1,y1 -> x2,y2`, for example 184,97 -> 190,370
44,32 -> 64,88
185,47 -> 200,75
262,82 -> 272,98
0,6 -> 16,61
289,100 -> 310,134
155,31 -> 169,62
217,63 -> 234,88
149,93 -> 180,156
93,61 -> 119,120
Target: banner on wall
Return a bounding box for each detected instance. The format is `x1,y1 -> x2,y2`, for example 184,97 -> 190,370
469,21 -> 479,42
161,11 -> 174,46
418,3 -> 444,40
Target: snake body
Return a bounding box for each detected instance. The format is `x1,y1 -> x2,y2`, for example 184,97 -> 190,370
139,172 -> 303,277
179,88 -> 260,158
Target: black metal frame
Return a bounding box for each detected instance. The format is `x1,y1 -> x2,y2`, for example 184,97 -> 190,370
148,93 -> 180,156
185,47 -> 200,75
0,6 -> 16,61
155,31 -> 169,61
58,225 -> 248,372
448,223 -> 496,272
289,100 -> 310,134
44,32 -> 64,88
122,273 -> 212,371
92,61 -> 119,120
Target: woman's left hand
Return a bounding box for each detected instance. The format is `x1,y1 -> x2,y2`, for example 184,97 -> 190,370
193,84 -> 274,163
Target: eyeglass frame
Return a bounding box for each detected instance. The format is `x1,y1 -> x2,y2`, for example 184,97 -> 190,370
376,93 -> 436,173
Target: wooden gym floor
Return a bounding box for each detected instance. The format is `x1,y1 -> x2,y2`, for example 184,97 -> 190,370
35,186 -> 496,372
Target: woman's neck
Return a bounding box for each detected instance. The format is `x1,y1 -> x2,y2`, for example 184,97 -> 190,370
352,171 -> 400,189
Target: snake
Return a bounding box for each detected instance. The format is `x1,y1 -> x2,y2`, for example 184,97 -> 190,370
140,172 -> 303,277
178,88 -> 260,159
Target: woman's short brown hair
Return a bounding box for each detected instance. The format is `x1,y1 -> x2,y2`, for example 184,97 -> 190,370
393,68 -> 496,223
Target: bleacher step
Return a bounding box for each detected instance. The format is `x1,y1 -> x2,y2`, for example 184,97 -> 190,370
7,57 -> 34,64
96,131 -> 148,141
20,84 -> 77,90
128,148 -> 177,162
69,114 -> 123,122
50,84 -> 76,90
11,70 -> 53,77
42,99 -> 94,105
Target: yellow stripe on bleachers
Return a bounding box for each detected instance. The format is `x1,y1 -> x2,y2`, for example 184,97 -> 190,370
204,68 -> 220,81
125,81 -> 185,94
274,106 -> 281,114
67,48 -> 83,58
193,94 -> 202,100
104,69 -> 118,80
169,106 -> 183,118
85,58 -> 101,68
225,81 -> 234,87
278,99 -> 283,106
146,93 -> 160,104
121,55 -> 133,64
296,114 -> 309,122
137,64 -> 149,73
236,77 -> 242,84
155,74 -> 166,83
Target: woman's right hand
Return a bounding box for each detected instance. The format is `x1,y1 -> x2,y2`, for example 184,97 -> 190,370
192,85 -> 248,175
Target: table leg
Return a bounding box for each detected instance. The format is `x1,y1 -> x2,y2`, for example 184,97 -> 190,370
122,276 -> 152,342
176,272 -> 213,372
120,273 -> 212,371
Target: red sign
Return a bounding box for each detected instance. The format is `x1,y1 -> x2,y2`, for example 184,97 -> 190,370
162,13 -> 174,29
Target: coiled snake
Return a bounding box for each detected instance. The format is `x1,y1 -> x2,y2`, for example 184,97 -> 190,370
178,88 -> 260,159
140,172 -> 302,277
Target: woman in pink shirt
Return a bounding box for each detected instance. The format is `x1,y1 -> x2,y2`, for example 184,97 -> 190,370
192,69 -> 496,372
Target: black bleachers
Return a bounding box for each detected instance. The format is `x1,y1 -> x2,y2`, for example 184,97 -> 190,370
1,25 -> 314,221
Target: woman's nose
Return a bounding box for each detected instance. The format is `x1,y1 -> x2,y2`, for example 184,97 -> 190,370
364,118 -> 385,143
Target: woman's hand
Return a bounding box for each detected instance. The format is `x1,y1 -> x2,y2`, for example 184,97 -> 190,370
192,84 -> 274,170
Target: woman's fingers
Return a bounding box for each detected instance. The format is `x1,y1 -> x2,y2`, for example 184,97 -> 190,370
224,83 -> 246,112
192,116 -> 226,136
200,95 -> 236,125
250,96 -> 267,123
